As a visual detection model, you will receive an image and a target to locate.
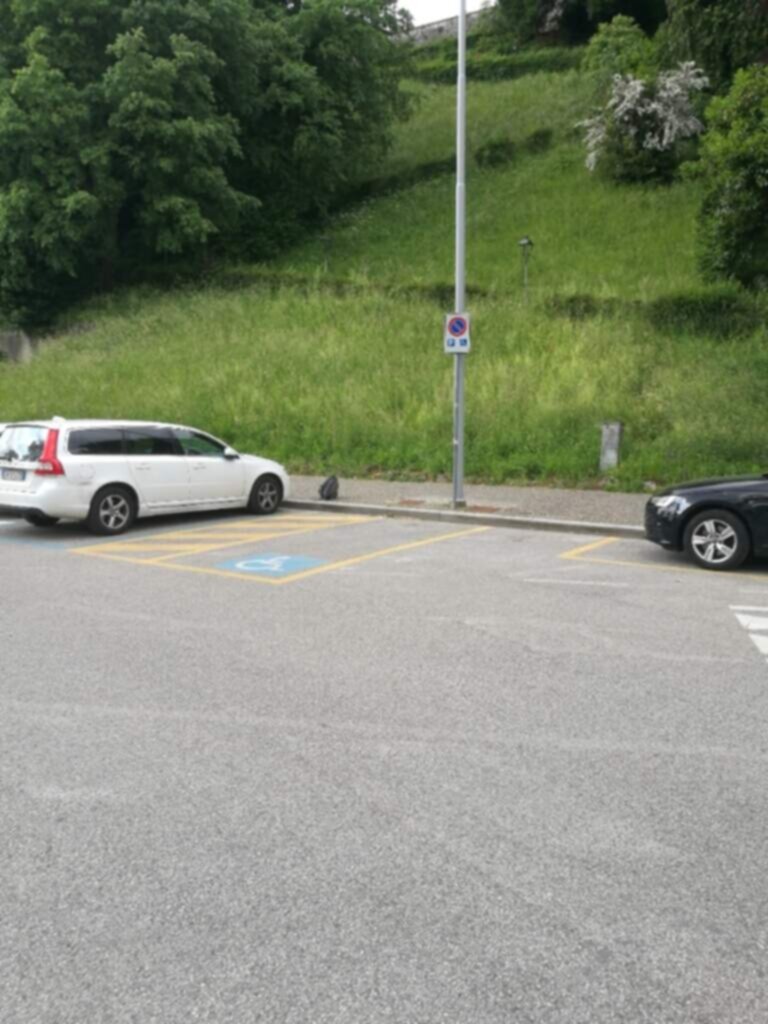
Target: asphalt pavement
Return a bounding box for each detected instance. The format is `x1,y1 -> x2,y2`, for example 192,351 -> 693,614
3,498 -> 768,1024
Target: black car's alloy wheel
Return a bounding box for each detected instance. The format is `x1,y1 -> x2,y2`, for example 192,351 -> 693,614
683,509 -> 750,571
87,486 -> 137,535
249,474 -> 282,515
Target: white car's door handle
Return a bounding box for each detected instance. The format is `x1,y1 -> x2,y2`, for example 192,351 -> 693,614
136,463 -> 151,471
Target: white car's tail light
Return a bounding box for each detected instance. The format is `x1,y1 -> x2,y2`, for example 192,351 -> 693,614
34,429 -> 65,476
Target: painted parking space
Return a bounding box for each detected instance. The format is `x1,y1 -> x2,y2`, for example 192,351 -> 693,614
71,513 -> 367,566
70,511 -> 489,585
560,535 -> 768,584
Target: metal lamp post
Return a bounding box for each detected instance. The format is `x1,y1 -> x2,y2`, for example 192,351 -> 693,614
451,0 -> 468,509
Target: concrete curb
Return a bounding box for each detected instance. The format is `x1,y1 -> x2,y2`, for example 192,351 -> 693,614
284,499 -> 645,538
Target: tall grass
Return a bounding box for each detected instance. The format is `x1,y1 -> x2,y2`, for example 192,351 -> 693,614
1,71 -> 766,490
1,279 -> 765,488
379,72 -> 593,182
276,144 -> 700,297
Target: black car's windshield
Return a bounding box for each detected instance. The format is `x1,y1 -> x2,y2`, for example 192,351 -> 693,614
0,425 -> 47,462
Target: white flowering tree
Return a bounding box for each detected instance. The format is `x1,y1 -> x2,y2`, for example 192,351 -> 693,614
580,62 -> 710,182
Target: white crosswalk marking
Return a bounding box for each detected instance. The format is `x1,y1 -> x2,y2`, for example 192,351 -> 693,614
730,605 -> 768,665
734,614 -> 768,631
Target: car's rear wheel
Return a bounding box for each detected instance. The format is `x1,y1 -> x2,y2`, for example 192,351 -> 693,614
248,474 -> 282,515
23,511 -> 60,528
683,509 -> 750,571
87,485 -> 136,535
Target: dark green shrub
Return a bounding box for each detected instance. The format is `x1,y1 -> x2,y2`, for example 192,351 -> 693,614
412,46 -> 581,84
509,47 -> 583,75
524,128 -> 554,152
469,53 -> 529,80
494,0 -> 540,45
582,15 -> 657,80
585,1 -> 667,36
412,56 -> 455,84
475,136 -> 517,167
644,288 -> 761,338
694,66 -> 768,288
495,0 -> 666,46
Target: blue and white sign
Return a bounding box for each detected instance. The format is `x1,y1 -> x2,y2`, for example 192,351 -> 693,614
219,553 -> 326,577
444,312 -> 471,354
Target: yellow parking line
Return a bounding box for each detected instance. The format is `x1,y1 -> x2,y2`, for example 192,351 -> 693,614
571,553 -> 768,581
271,525 -> 490,584
71,514 -> 377,567
141,527 -> 329,563
116,514 -> 365,542
178,515 -> 363,532
560,536 -> 768,583
124,528 -> 487,585
92,541 -> 216,553
560,537 -> 620,560
137,563 -> 287,585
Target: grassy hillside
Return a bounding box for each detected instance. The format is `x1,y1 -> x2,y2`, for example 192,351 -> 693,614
1,66 -> 766,490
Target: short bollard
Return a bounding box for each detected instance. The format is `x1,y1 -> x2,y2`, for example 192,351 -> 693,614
600,421 -> 623,472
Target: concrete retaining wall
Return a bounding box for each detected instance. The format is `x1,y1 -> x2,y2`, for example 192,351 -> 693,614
409,8 -> 487,44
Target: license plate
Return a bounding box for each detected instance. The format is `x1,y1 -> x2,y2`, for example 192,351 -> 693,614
1,468 -> 25,482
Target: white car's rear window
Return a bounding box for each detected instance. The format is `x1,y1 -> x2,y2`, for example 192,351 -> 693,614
0,425 -> 47,463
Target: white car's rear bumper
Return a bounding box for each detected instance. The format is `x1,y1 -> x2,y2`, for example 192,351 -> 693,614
0,478 -> 90,520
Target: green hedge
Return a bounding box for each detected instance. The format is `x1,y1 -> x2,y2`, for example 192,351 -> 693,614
413,47 -> 582,84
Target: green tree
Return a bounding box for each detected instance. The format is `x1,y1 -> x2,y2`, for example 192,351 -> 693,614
586,0 -> 666,37
660,0 -> 768,91
495,0 -> 665,46
695,65 -> 768,287
0,0 -> 409,326
103,28 -> 247,259
0,54 -> 109,324
582,14 -> 657,80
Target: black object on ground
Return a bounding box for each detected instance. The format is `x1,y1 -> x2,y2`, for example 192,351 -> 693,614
319,476 -> 339,501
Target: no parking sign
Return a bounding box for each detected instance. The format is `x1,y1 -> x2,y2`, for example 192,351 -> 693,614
444,313 -> 471,354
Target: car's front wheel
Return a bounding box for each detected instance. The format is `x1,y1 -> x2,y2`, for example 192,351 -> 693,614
87,486 -> 137,535
23,511 -> 60,528
248,474 -> 282,515
683,509 -> 750,571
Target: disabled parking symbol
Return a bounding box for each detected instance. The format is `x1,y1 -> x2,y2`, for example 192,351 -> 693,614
218,553 -> 327,577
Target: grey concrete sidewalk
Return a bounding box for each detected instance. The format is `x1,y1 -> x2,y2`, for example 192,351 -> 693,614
288,474 -> 647,535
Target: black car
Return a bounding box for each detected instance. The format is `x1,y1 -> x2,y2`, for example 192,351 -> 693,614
645,475 -> 768,571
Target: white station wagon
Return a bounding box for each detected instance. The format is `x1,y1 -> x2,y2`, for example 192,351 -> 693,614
0,418 -> 290,534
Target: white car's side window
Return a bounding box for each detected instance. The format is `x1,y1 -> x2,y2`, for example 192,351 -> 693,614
174,430 -> 226,457
124,428 -> 178,456
68,428 -> 124,455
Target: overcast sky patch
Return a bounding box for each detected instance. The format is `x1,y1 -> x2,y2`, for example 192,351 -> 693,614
401,0 -> 489,28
